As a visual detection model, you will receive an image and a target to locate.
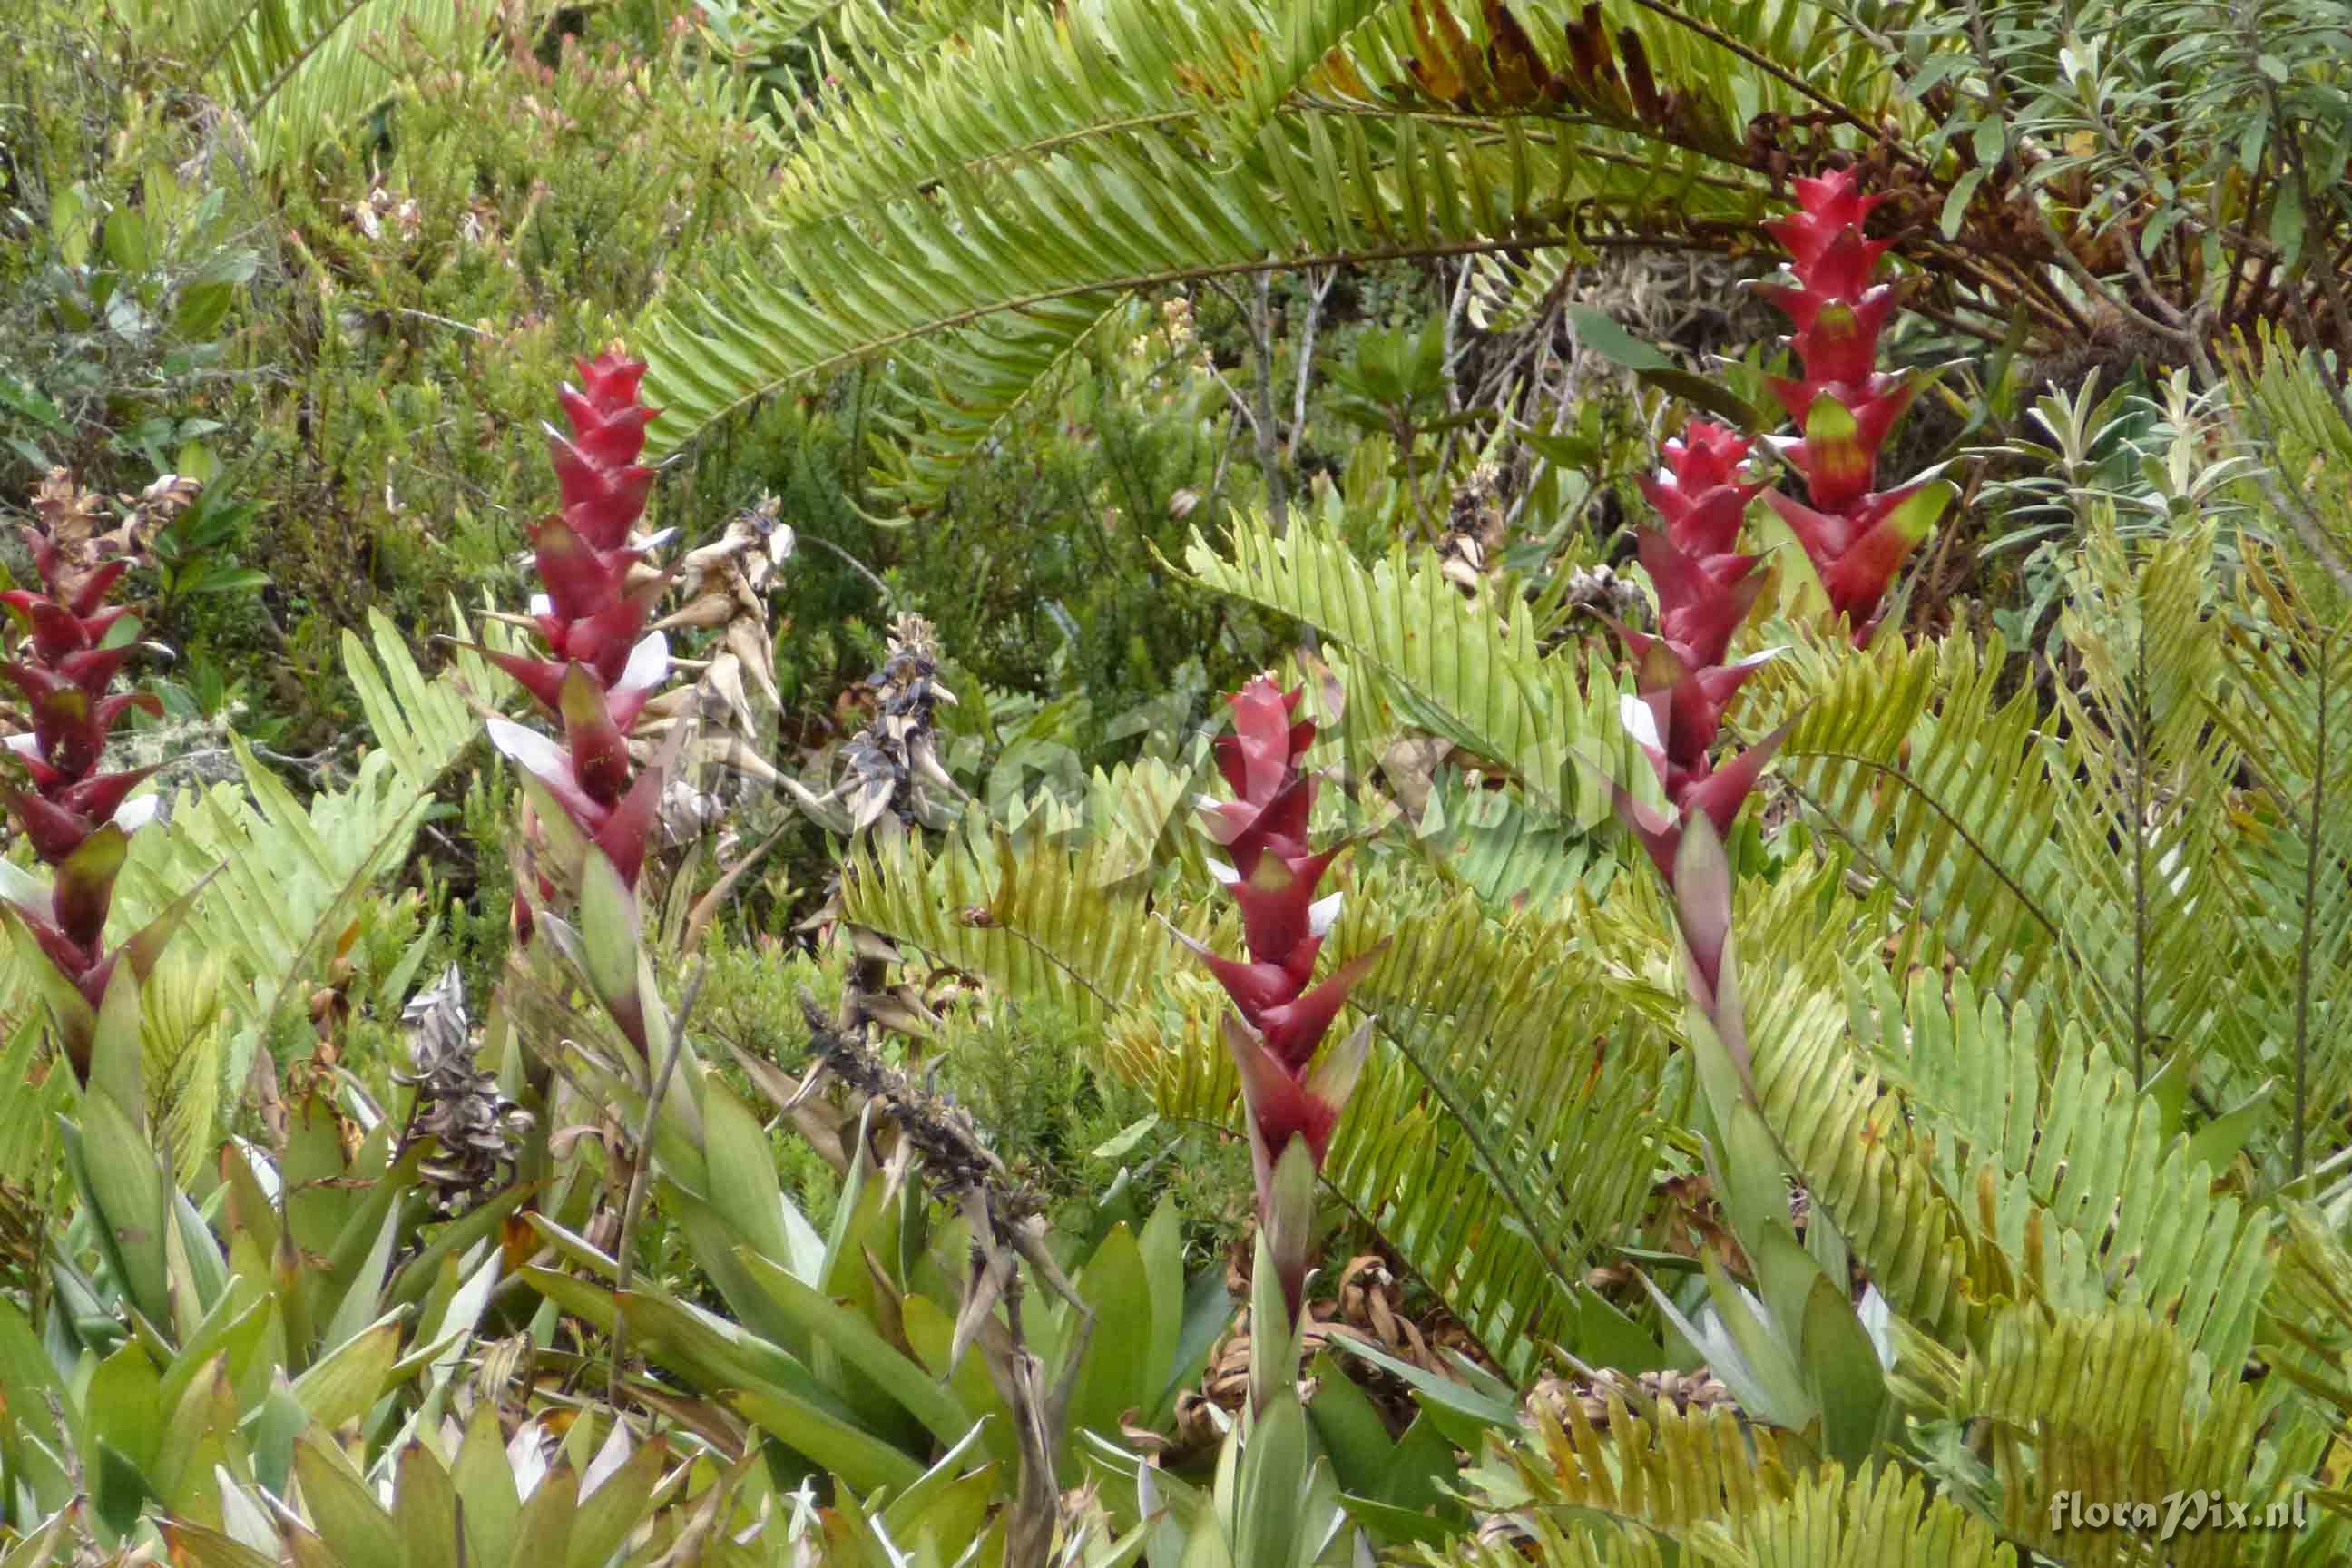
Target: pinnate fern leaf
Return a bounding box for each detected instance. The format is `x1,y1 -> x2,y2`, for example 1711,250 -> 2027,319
194,0 -> 477,171
1181,505 -> 1644,829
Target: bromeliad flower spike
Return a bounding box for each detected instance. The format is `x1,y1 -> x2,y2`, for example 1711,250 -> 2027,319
1603,421 -> 1789,1039
1175,675 -> 1386,1332
1756,168 -> 1957,642
1606,421 -> 1791,939
487,349 -> 677,900
0,474 -> 195,1083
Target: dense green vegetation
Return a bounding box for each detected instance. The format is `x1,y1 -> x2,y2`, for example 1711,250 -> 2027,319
0,0 -> 2348,1563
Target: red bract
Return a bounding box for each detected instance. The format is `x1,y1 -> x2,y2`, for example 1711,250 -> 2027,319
1178,675 -> 1383,1320
1605,425 -> 1787,1000
488,349 -> 675,901
1756,168 -> 1955,641
0,508 -> 181,1083
1606,422 -> 1780,792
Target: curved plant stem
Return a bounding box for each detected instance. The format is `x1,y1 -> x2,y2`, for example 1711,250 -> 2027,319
608,961 -> 707,1412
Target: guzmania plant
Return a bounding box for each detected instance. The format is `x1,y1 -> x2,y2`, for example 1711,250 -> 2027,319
1612,164 -> 1955,1035
485,348 -> 681,1056
1757,167 -> 1955,643
488,351 -> 675,894
0,470 -> 198,1086
1179,674 -> 1385,1395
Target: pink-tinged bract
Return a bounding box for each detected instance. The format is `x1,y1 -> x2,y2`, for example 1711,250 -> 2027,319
486,348 -> 679,907
1755,167 -> 1952,641
0,513 -> 181,1083
1184,674 -> 1384,1322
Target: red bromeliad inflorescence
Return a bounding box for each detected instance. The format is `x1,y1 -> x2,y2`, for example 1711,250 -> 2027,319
0,520 -> 175,1081
1607,421 -> 1790,910
1757,169 -> 1954,642
487,350 -> 676,906
1609,169 -> 1945,1001
1177,675 -> 1384,1320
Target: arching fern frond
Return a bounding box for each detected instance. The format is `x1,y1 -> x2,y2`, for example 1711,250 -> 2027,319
1454,1392 -> 1799,1547
1317,870 -> 1667,1377
191,0 -> 476,172
837,810 -> 1171,1030
1854,971 -> 2273,1377
867,293 -> 1134,506
1180,505 -> 1647,829
1954,1306 -> 2269,1568
1754,630 -> 2070,998
1738,933 -> 1994,1347
764,0 -> 1278,235
644,107 -> 1603,453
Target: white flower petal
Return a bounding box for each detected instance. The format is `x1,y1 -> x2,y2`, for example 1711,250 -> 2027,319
4,734 -> 38,760
487,718 -> 567,781
1732,646 -> 1785,671
1203,857 -> 1240,887
1618,693 -> 1662,751
0,858 -> 46,912
528,593 -> 554,618
1308,892 -> 1344,938
111,796 -> 161,835
616,632 -> 671,695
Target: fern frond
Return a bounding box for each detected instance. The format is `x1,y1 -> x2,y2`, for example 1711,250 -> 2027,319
1739,938 -> 1994,1347
1460,1392 -> 1798,1546
2266,1203 -> 2352,1416
1443,1517 -> 1665,1568
1766,538 -> 2349,1176
2210,549 -> 2352,1157
2046,515 -> 2252,1084
1713,1464 -> 2019,1568
2221,323 -> 2352,602
94,622 -> 484,1129
1181,505 -> 1646,830
1857,971 -> 2274,1377
1406,766 -> 1619,915
1465,244 -> 1574,335
642,86 -> 1777,459
1959,1305 -> 2269,1567
868,293 -> 1132,507
1756,631 -> 2071,996
342,605 -> 484,798
837,804 -> 1174,1030
113,740 -> 435,1097
762,0 -> 1246,235
0,1014 -> 65,1188
1319,871 -> 1667,1377
194,0 -> 475,172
